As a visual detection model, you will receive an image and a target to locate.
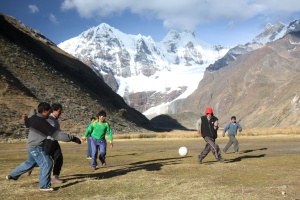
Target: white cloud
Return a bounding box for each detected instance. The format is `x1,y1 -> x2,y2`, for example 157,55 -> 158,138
60,0 -> 300,31
28,5 -> 39,13
227,21 -> 236,30
49,13 -> 59,24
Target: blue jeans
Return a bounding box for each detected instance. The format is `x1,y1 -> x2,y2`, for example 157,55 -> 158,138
91,138 -> 107,167
87,136 -> 92,157
9,146 -> 53,189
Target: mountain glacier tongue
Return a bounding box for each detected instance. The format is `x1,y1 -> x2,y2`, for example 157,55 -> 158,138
58,23 -> 229,118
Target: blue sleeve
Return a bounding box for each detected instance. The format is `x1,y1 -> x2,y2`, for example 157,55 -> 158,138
223,123 -> 230,134
237,123 -> 242,131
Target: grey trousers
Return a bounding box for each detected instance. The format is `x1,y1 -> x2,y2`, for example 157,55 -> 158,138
223,135 -> 239,153
199,136 -> 222,160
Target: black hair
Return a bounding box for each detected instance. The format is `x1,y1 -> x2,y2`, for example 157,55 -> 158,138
96,110 -> 106,118
231,116 -> 236,120
37,102 -> 51,113
51,103 -> 62,112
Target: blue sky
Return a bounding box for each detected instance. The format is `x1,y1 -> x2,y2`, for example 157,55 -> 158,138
1,0 -> 300,47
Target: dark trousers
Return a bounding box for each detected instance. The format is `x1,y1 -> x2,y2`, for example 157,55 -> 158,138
199,136 -> 222,160
50,142 -> 63,176
223,135 -> 239,153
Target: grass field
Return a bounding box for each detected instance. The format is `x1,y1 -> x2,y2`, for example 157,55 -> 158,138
1,130 -> 300,200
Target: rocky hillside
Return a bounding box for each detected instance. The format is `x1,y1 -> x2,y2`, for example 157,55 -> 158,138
0,14 -> 155,140
170,30 -> 300,129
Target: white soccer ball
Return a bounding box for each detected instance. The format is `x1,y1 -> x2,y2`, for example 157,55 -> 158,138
178,146 -> 188,157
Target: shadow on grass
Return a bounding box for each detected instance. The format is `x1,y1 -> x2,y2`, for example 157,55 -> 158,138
240,147 -> 268,153
57,157 -> 184,190
108,153 -> 138,157
225,154 -> 266,163
201,148 -> 267,165
201,154 -> 266,165
224,148 -> 268,154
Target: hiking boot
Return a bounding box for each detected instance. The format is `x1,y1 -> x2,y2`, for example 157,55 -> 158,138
198,155 -> 203,164
40,187 -> 54,191
51,176 -> 63,184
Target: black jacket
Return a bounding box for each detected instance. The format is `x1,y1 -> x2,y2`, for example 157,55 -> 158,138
200,115 -> 218,139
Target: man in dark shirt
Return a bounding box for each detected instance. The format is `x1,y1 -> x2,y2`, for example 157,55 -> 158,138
6,102 -> 81,191
196,107 -> 224,164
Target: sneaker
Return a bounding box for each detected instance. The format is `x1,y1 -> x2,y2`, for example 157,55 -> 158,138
235,151 -> 239,154
91,166 -> 96,170
6,175 -> 17,180
222,150 -> 226,154
40,187 -> 54,191
86,157 -> 92,159
218,157 -> 225,162
102,162 -> 106,166
51,176 -> 63,184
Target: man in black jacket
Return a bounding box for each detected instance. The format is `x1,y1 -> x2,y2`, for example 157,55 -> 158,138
27,103 -> 65,184
46,103 -> 64,184
196,107 -> 224,164
6,102 -> 81,191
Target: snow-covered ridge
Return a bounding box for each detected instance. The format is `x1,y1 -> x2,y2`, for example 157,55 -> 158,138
58,20 -> 294,118
58,23 -> 229,118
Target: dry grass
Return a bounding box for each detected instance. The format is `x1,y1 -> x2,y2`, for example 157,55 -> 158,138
114,130 -> 200,140
114,127 -> 300,140
240,127 -> 300,136
1,130 -> 300,200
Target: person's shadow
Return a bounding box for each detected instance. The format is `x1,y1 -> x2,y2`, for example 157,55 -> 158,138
225,147 -> 267,163
225,154 -> 266,163
240,147 -> 267,154
54,156 -> 188,190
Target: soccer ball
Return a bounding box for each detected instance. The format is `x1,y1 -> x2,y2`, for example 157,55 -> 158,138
178,146 -> 188,157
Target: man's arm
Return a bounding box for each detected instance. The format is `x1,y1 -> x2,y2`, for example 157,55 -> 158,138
51,130 -> 81,144
222,123 -> 230,137
82,123 -> 93,142
238,123 -> 243,132
196,118 -> 202,135
107,123 -> 113,148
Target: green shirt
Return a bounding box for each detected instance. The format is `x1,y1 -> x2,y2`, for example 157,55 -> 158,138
84,120 -> 113,142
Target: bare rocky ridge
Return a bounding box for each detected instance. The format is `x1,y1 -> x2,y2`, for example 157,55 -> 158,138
170,32 -> 300,129
0,14 -> 155,140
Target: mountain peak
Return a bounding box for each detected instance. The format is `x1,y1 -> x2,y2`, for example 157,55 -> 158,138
95,23 -> 115,32
287,19 -> 300,34
163,30 -> 196,42
252,22 -> 286,44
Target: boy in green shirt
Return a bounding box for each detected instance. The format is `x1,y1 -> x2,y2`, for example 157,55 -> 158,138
82,110 -> 113,170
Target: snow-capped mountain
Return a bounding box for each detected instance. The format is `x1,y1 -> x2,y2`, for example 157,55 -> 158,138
252,22 -> 286,44
144,21 -> 299,118
58,24 -> 228,118
206,22 -> 287,72
169,19 -> 300,129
